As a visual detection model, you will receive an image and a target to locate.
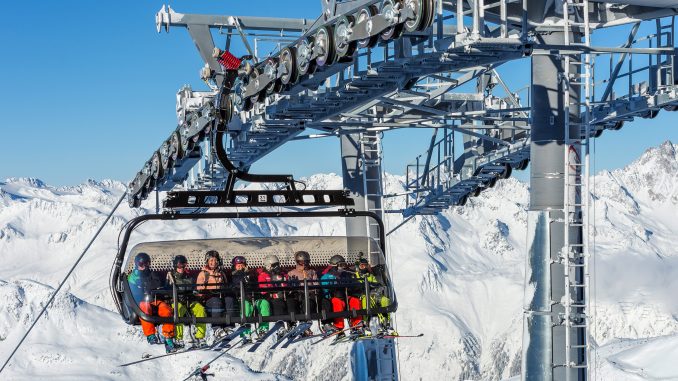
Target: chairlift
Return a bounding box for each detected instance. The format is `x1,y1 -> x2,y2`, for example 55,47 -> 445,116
110,209 -> 398,327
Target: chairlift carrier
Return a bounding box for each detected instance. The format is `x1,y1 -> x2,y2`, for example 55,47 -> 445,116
110,209 -> 398,326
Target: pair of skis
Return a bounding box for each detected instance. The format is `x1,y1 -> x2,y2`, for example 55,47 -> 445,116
120,325 -> 248,367
332,332 -> 424,345
270,321 -> 313,350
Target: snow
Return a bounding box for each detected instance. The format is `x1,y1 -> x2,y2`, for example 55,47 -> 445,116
1,141 -> 678,380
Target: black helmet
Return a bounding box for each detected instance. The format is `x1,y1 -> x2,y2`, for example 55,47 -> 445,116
172,255 -> 188,268
295,251 -> 311,263
135,252 -> 151,268
205,250 -> 222,267
231,255 -> 247,267
329,255 -> 346,266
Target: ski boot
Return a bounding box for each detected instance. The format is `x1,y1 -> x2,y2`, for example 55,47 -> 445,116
173,338 -> 186,349
164,338 -> 178,354
146,334 -> 160,345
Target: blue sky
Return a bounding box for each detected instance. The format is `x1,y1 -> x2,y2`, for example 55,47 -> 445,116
1,0 -> 677,186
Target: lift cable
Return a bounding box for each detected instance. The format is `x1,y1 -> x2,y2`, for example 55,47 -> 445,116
0,191 -> 128,374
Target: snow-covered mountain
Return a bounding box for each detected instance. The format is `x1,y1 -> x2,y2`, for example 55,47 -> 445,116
1,141 -> 678,380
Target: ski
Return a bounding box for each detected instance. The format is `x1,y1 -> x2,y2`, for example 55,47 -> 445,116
120,343 -> 209,367
350,333 -> 425,342
247,321 -> 284,352
211,325 -> 249,350
311,322 -> 365,346
270,322 -> 311,350
280,322 -> 314,349
181,338 -> 244,381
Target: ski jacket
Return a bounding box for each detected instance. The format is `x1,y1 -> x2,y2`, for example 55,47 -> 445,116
288,265 -> 319,297
196,266 -> 228,292
320,266 -> 358,299
256,268 -> 287,299
287,266 -> 318,282
355,270 -> 379,284
230,269 -> 254,287
128,268 -> 165,303
166,270 -> 196,292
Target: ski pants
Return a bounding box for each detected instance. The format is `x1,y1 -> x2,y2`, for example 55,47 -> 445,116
242,299 -> 271,334
173,301 -> 207,340
287,293 -> 317,318
139,300 -> 174,338
204,295 -> 236,327
360,294 -> 391,326
268,297 -> 288,316
322,296 -> 361,329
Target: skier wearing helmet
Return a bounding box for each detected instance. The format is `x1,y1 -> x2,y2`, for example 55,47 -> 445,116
229,255 -> 271,339
319,254 -> 362,332
196,250 -> 235,338
355,254 -> 393,331
287,251 -> 319,317
127,252 -> 178,353
256,254 -> 290,316
166,255 -> 207,348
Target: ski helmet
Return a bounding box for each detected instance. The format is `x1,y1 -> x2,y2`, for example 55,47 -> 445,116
329,255 -> 346,266
264,254 -> 281,271
205,250 -> 222,267
295,251 -> 311,264
231,255 -> 247,267
172,255 -> 188,269
135,252 -> 151,268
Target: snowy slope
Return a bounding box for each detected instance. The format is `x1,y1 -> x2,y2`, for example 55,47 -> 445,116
1,142 -> 678,380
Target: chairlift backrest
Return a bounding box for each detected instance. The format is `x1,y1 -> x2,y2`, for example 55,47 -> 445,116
124,236 -> 385,273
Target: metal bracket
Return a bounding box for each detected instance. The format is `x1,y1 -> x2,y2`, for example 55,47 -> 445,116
164,189 -> 355,209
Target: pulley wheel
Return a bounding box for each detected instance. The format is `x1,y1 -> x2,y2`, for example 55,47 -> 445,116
501,164 -> 512,179
403,0 -> 424,33
150,151 -> 163,180
356,5 -> 379,49
334,15 -> 357,59
263,58 -> 282,95
296,37 -> 317,76
420,0 -> 435,31
232,78 -> 250,112
249,68 -> 267,103
380,0 -> 404,41
314,25 -> 336,67
279,46 -> 298,86
160,140 -> 172,172
170,131 -> 183,162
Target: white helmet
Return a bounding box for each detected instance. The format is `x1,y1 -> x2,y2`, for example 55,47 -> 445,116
264,254 -> 280,271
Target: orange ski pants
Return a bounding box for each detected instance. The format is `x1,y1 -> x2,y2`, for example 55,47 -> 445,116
331,296 -> 362,329
139,300 -> 175,338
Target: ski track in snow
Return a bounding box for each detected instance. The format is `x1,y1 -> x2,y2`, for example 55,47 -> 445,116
1,142 -> 678,380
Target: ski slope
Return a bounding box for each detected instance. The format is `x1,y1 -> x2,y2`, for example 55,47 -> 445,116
1,142 -> 678,380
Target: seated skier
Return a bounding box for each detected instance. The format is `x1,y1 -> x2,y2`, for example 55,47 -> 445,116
166,254 -> 207,348
127,252 -> 178,353
196,250 -> 236,339
287,251 -> 318,336
256,255 -> 289,317
230,255 -> 271,341
355,256 -> 394,333
320,255 -> 362,333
